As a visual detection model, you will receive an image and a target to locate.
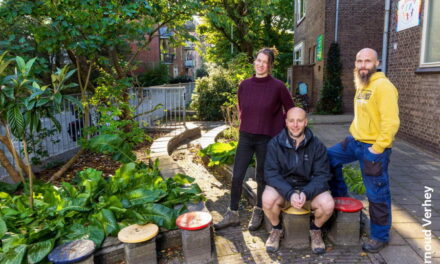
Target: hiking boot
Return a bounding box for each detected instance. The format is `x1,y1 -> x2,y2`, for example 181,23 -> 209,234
310,229 -> 325,254
248,206 -> 264,231
362,238 -> 388,253
266,228 -> 283,253
213,208 -> 240,230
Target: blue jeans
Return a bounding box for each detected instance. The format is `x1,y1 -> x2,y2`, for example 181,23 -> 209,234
327,136 -> 392,242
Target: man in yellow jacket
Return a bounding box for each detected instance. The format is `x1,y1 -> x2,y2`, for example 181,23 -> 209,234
328,48 -> 399,253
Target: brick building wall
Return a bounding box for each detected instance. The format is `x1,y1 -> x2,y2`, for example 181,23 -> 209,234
291,65 -> 314,103
293,0 -> 385,112
325,0 -> 385,113
387,0 -> 440,155
293,0 -> 325,109
130,34 -> 161,75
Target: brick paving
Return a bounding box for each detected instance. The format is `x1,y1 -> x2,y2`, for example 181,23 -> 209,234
167,123 -> 385,264
310,115 -> 440,264
155,117 -> 440,263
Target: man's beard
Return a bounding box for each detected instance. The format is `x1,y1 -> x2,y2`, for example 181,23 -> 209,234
354,66 -> 376,86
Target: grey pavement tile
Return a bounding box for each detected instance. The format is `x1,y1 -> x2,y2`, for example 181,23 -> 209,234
419,180 -> 440,188
430,258 -> 440,264
435,231 -> 440,240
392,209 -> 419,223
392,204 -> 408,211
401,204 -> 440,219
400,183 -> 429,192
390,186 -> 412,195
390,175 -> 423,183
413,216 -> 440,231
389,229 -> 408,245
217,254 -> 246,264
392,195 -> 423,205
379,245 -> 423,264
394,223 -> 426,239
406,237 -> 440,258
214,235 -> 240,257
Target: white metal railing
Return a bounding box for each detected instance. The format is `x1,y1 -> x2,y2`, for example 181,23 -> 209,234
0,82 -> 195,182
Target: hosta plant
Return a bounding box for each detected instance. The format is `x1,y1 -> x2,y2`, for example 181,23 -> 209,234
0,161 -> 204,264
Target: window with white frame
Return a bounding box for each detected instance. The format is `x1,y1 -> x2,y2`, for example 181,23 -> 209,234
296,0 -> 306,24
294,42 -> 304,65
420,0 -> 440,67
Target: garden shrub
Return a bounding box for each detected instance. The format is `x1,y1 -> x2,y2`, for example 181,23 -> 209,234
169,75 -> 193,84
137,64 -> 170,87
317,42 -> 344,114
0,162 -> 204,263
195,67 -> 208,78
84,74 -> 148,163
190,66 -> 236,121
191,53 -> 253,121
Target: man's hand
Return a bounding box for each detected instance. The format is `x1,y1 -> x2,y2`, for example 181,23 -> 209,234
290,192 -> 307,209
368,147 -> 380,154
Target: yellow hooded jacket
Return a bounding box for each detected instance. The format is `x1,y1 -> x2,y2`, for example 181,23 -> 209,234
349,72 -> 400,153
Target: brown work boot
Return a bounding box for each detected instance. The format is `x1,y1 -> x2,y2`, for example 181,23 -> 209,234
265,228 -> 283,252
362,238 -> 388,253
248,206 -> 264,231
213,208 -> 240,230
310,229 -> 325,254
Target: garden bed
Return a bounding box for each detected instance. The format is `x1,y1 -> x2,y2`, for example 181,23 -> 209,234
0,126 -> 210,264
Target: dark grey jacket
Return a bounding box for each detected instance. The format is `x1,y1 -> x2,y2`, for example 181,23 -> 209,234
264,127 -> 332,201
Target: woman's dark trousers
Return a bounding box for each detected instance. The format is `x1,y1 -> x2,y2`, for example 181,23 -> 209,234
230,131 -> 271,211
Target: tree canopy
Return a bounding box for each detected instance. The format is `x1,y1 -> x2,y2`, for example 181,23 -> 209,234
198,0 -> 293,80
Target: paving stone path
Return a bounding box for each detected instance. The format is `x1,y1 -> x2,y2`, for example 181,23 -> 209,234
165,123 -> 385,264
153,117 -> 440,263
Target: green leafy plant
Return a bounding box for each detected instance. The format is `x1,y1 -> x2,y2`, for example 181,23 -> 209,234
25,127 -> 59,165
195,67 -> 208,78
199,141 -> 238,167
191,54 -> 253,121
198,0 -> 293,80
317,42 -> 344,114
342,164 -> 366,195
137,64 -> 170,87
169,75 -> 192,84
0,52 -> 80,208
191,66 -> 236,121
82,74 -> 149,163
0,162 -> 204,263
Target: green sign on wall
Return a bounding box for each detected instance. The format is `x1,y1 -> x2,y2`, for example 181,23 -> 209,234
316,34 -> 323,61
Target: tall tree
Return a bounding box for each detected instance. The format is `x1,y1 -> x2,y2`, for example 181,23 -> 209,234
0,0 -> 199,117
0,0 -> 200,180
198,0 -> 293,79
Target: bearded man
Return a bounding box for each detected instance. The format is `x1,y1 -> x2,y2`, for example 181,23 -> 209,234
327,48 -> 400,253
263,107 -> 334,254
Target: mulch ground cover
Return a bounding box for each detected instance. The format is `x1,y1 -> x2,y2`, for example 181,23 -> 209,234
35,131 -> 166,185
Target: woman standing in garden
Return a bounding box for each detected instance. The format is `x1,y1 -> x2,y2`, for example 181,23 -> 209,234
214,48 -> 294,230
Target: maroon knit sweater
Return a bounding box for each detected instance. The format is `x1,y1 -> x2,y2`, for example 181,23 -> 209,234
238,75 -> 294,137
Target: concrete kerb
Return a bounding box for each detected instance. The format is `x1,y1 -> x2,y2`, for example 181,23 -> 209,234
94,123 -> 215,264
150,122 -> 201,179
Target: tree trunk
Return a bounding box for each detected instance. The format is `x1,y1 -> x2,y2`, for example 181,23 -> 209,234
4,126 -> 26,184
0,148 -> 21,183
22,138 -> 34,209
49,149 -> 85,183
0,135 -> 29,177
